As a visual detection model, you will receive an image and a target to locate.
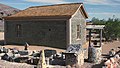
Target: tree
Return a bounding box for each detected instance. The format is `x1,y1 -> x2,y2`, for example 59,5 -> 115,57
91,17 -> 120,41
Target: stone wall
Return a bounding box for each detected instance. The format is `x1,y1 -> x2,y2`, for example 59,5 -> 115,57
65,44 -> 85,67
78,50 -> 84,66
5,20 -> 67,49
88,47 -> 102,64
65,54 -> 77,66
70,10 -> 86,45
65,52 -> 84,67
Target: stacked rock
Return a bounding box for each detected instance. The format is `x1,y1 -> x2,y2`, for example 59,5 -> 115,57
104,54 -> 120,68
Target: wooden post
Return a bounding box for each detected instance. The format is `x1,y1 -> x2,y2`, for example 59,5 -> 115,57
100,29 -> 102,47
41,50 -> 46,68
88,29 -> 92,62
89,29 -> 91,47
37,50 -> 46,68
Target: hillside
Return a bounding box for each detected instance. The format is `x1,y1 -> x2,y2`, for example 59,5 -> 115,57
0,3 -> 20,31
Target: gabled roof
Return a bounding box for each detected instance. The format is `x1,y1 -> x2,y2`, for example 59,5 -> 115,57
5,3 -> 88,19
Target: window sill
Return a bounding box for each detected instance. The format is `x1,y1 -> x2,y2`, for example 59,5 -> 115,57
76,38 -> 81,41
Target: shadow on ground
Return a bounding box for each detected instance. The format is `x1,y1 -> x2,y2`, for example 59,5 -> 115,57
92,61 -> 105,68
102,54 -> 110,59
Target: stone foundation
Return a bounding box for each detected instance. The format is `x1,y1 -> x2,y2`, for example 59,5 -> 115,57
88,46 -> 102,64
65,50 -> 84,67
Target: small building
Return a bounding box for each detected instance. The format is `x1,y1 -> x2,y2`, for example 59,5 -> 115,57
4,3 -> 88,49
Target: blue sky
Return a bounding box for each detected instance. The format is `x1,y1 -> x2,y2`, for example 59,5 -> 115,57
0,0 -> 120,20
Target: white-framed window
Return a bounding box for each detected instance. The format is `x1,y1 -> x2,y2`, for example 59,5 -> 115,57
16,24 -> 22,37
77,25 -> 81,40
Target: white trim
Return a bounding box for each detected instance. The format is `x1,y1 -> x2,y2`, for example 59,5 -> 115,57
66,19 -> 71,48
3,19 -> 6,45
71,4 -> 83,18
76,24 -> 82,41
69,4 -> 82,45
69,19 -> 72,44
76,38 -> 81,41
71,4 -> 87,19
66,20 -> 70,48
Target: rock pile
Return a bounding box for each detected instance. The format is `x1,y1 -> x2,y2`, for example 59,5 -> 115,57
104,54 -> 120,68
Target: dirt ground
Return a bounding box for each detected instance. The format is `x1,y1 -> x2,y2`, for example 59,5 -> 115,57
0,32 -> 120,68
0,32 -> 120,54
102,41 -> 120,54
3,42 -> 120,55
4,45 -> 65,53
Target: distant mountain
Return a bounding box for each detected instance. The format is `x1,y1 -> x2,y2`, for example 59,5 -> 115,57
0,3 -> 20,16
0,3 -> 20,31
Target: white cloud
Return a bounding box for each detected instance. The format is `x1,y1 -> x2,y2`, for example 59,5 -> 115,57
89,12 -> 120,15
88,12 -> 120,19
5,2 -> 26,5
25,0 -> 68,4
84,0 -> 120,5
84,0 -> 107,4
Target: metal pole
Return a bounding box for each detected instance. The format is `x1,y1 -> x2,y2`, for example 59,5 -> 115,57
100,29 -> 102,47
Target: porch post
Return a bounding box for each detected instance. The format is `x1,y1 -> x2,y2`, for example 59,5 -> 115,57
89,29 -> 91,47
100,29 -> 102,47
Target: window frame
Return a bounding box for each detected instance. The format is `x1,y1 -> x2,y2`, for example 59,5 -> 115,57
16,24 -> 22,37
76,25 -> 81,40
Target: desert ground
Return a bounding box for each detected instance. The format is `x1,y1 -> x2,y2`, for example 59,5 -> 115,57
102,41 -> 120,54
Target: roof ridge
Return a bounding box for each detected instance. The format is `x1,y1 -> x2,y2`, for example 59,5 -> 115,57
29,3 -> 83,8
